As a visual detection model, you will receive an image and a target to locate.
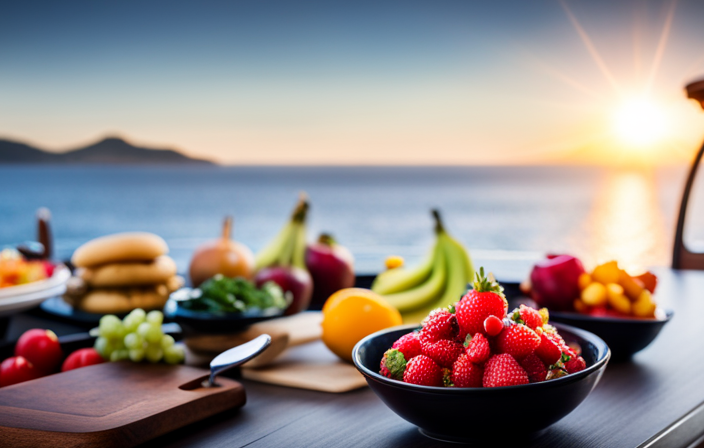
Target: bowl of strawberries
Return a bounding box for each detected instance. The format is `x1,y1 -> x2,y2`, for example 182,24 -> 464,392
352,269 -> 610,443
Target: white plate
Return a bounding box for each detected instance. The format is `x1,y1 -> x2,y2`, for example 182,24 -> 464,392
0,265 -> 70,300
0,266 -> 70,317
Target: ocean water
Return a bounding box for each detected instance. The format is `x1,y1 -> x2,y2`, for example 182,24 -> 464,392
0,165 -> 693,280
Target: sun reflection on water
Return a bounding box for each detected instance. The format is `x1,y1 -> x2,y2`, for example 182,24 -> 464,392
579,170 -> 668,272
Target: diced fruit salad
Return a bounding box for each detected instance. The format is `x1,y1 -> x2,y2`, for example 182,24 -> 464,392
525,255 -> 658,318
0,248 -> 54,288
379,269 -> 586,387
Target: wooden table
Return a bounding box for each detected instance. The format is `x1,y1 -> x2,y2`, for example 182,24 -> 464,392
5,268 -> 704,447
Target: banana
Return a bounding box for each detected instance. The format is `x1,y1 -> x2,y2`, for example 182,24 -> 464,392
371,247 -> 435,295
382,235 -> 449,312
256,221 -> 295,270
401,232 -> 473,324
255,195 -> 309,271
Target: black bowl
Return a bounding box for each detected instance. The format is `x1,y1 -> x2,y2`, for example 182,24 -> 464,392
548,309 -> 673,361
352,323 -> 610,443
163,297 -> 284,335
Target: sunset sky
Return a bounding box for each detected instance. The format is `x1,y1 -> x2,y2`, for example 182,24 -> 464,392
2,0 -> 704,165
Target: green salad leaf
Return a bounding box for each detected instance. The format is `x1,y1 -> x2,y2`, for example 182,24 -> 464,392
180,275 -> 289,314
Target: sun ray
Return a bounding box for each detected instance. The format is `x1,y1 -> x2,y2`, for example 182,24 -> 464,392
645,0 -> 677,94
559,0 -> 622,96
523,54 -> 610,101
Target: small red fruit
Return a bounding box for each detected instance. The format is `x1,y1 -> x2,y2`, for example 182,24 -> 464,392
392,332 -> 422,360
520,353 -> 548,383
483,354 -> 529,388
61,348 -> 105,372
451,354 -> 483,387
496,323 -> 541,360
422,339 -> 464,368
0,356 -> 42,387
15,329 -> 63,373
518,305 -> 543,330
465,333 -> 491,364
419,309 -> 458,344
403,355 -> 443,386
483,315 -> 504,337
535,333 -> 562,366
564,356 -> 586,374
456,268 -> 508,338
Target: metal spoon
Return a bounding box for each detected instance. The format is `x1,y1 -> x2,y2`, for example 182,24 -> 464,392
206,334 -> 271,387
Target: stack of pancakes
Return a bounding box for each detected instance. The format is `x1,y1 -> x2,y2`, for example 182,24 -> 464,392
65,232 -> 183,314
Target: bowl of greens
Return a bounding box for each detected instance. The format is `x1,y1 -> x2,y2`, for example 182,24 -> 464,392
164,274 -> 289,334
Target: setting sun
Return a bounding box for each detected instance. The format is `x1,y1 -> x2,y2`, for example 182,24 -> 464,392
613,98 -> 667,148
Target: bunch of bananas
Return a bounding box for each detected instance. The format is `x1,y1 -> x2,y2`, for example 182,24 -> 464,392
255,194 -> 309,271
372,210 -> 474,323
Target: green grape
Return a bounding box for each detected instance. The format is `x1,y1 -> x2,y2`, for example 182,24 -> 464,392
130,308 -> 147,321
124,332 -> 144,350
99,315 -> 123,338
146,310 -> 164,326
110,349 -> 129,362
137,322 -> 152,338
144,324 -> 163,344
129,348 -> 145,362
145,344 -> 163,363
160,334 -> 175,349
163,345 -> 185,365
94,336 -> 114,359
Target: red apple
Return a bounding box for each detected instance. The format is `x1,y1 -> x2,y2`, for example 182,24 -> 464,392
255,265 -> 313,315
305,234 -> 355,309
0,356 -> 42,387
15,329 -> 63,373
529,254 -> 585,311
61,348 -> 105,372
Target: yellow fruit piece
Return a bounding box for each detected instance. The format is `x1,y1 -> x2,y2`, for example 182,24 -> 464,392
633,290 -> 657,318
321,288 -> 402,363
606,283 -> 630,314
591,261 -> 620,285
618,270 -> 644,301
581,282 -> 607,307
384,255 -> 405,270
574,299 -> 589,313
578,273 -> 592,290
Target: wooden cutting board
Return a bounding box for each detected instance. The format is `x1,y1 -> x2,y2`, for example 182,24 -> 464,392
241,341 -> 367,393
0,362 -> 245,448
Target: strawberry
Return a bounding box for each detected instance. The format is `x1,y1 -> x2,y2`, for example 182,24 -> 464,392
520,353 -> 547,383
379,349 -> 407,380
451,354 -> 483,387
422,339 -> 464,368
464,333 -> 491,364
403,355 -> 443,386
483,354 -> 529,387
496,323 -> 540,360
544,327 -> 577,358
564,356 -> 586,374
419,308 -> 459,344
392,332 -> 422,360
517,305 -> 543,330
535,332 -> 562,366
455,268 -> 508,338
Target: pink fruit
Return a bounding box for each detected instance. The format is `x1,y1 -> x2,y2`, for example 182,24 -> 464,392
305,234 -> 355,308
529,254 -> 585,311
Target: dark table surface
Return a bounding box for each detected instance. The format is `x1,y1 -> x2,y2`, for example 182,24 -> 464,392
4,268 -> 704,448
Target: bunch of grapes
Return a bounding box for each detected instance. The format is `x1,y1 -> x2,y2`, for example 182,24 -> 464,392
93,309 -> 185,364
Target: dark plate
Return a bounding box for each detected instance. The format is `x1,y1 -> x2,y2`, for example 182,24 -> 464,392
38,296 -> 128,328
163,297 -> 284,335
547,309 -> 673,361
352,323 -> 610,444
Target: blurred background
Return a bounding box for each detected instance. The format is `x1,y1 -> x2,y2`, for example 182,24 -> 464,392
2,0 -> 704,279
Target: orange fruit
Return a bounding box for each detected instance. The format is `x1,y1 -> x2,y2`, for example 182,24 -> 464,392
321,288 -> 402,363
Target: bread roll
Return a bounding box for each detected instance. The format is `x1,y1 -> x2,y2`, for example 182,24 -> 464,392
77,284 -> 169,314
72,232 -> 168,268
78,256 -> 177,287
